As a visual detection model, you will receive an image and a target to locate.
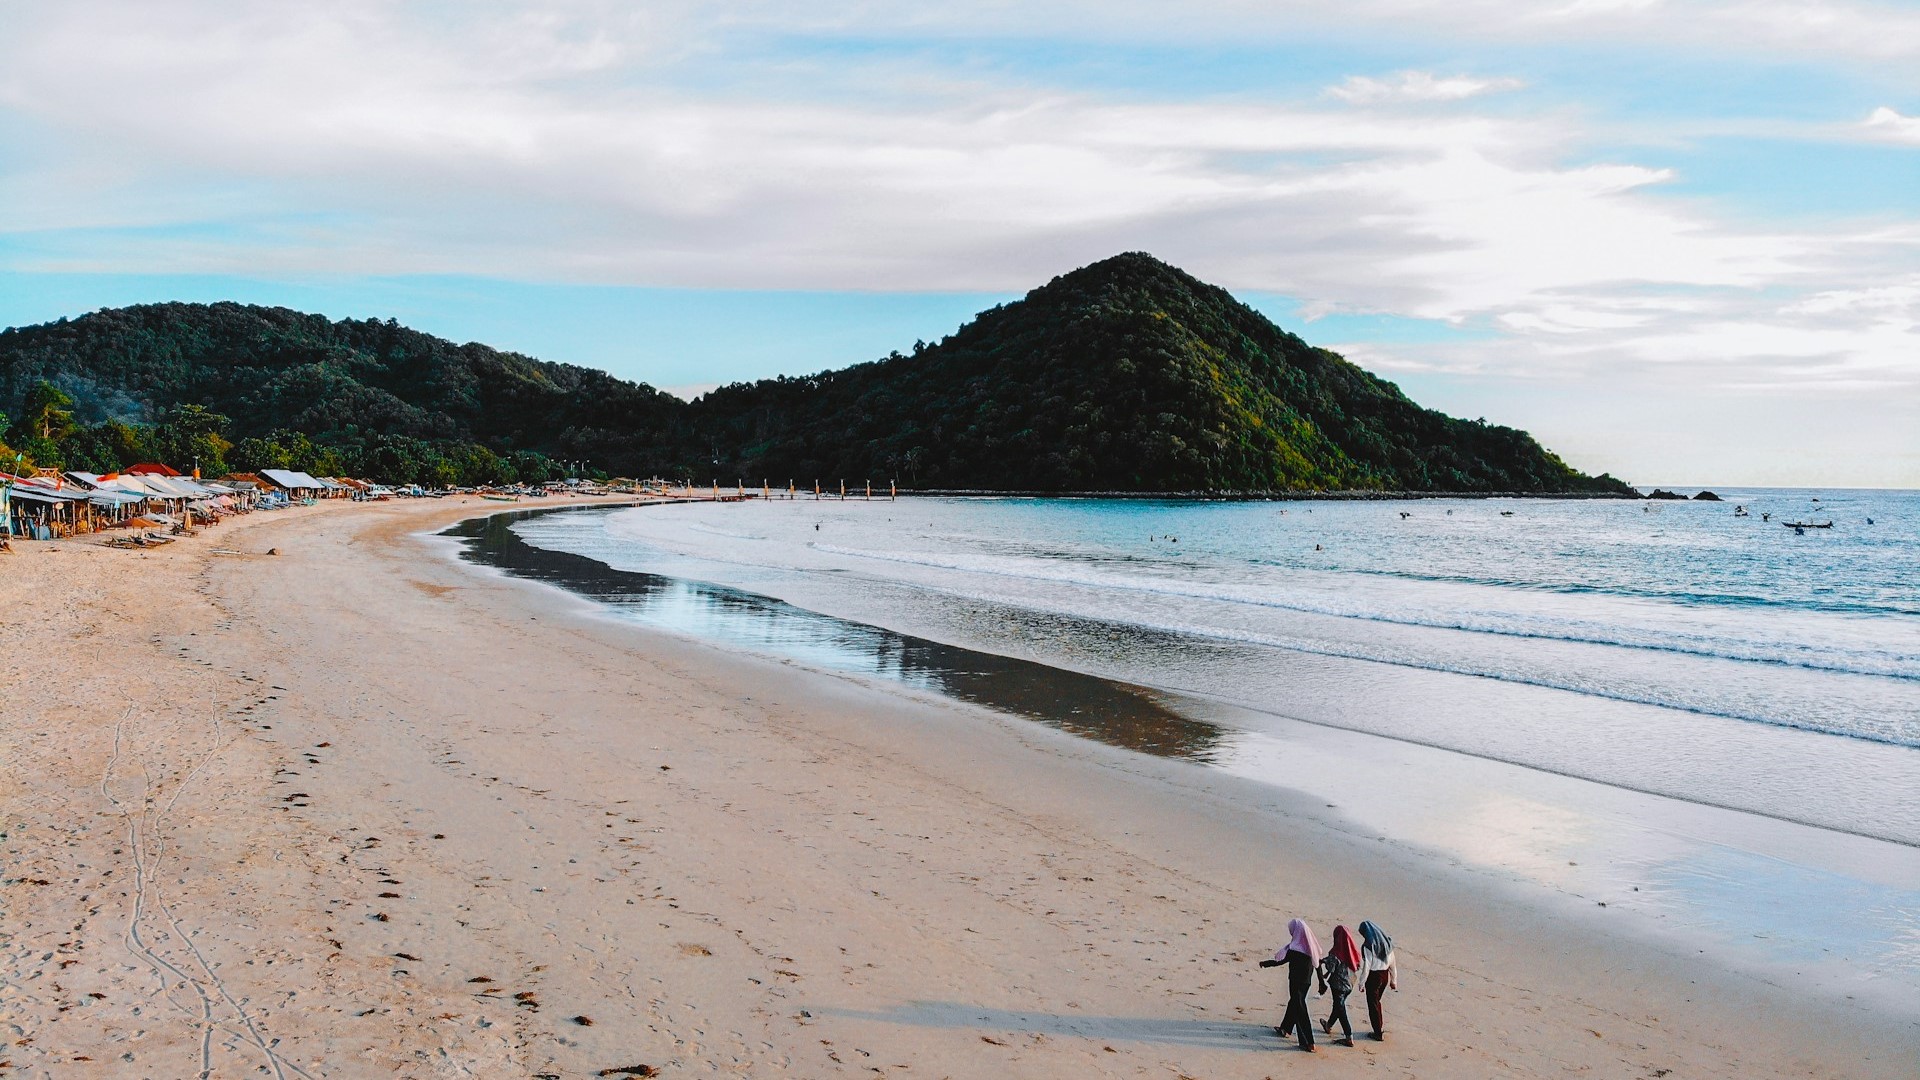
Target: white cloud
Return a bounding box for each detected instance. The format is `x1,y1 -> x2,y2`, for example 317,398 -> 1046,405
0,5 -> 1891,317
1863,106 -> 1920,144
1787,278 -> 1920,315
0,0 -> 1916,484
1499,305 -> 1653,334
1328,71 -> 1525,105
1544,0 -> 1663,15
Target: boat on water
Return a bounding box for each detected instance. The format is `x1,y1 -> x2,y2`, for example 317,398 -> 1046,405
1782,520 -> 1833,529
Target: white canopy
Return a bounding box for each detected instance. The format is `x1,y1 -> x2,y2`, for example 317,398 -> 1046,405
261,468 -> 328,491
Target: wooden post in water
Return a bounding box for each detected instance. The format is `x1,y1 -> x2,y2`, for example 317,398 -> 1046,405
865,480 -> 871,500
839,479 -> 846,500
763,479 -> 769,499
890,480 -> 896,500
712,480 -> 719,500
814,480 -> 820,499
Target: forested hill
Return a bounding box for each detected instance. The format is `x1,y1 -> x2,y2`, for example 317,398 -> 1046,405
0,302 -> 687,479
1,255 -> 1633,493
696,254 -> 1633,494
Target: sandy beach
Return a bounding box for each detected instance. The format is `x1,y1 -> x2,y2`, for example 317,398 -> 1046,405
3,497 -> 1913,1079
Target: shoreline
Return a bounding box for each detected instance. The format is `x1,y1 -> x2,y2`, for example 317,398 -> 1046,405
451,501 -> 1920,1016
3,497 -> 1913,1077
857,487 -> 1646,501
470,504 -> 1920,839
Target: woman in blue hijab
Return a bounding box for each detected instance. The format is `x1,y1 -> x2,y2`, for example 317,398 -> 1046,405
1357,920 -> 1398,1041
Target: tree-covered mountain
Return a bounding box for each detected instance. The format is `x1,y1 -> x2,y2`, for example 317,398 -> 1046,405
696,254 -> 1631,493
0,302 -> 686,480
1,254 -> 1632,493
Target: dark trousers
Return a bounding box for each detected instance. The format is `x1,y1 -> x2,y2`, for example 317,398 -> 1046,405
1277,991 -> 1315,1049
1323,989 -> 1352,1039
1365,970 -> 1390,1036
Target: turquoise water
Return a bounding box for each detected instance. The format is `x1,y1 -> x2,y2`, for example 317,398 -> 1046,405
504,491 -> 1920,847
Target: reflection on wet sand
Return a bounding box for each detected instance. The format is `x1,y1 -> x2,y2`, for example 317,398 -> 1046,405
811,1002 -> 1278,1050
448,509 -> 1226,762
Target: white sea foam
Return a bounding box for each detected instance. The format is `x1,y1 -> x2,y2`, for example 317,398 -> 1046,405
806,541 -> 1920,683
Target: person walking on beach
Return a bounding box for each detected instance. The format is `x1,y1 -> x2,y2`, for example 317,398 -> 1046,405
1317,924 -> 1361,1046
1258,918 -> 1319,1051
1358,919 -> 1398,1041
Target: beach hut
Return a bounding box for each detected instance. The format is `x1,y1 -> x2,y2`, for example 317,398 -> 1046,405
221,472 -> 276,492
260,469 -> 329,501
65,472 -> 157,521
219,473 -> 283,506
206,479 -> 263,510
126,474 -> 197,517
4,478 -> 93,539
100,473 -> 195,518
81,486 -> 149,526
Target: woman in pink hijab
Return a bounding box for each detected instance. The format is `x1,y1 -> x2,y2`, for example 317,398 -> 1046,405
1257,918 -> 1321,1051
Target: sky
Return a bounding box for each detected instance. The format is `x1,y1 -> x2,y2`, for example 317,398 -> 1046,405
1,1 -> 1916,487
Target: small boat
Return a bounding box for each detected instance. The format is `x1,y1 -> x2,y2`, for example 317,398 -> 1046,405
1782,520 -> 1833,529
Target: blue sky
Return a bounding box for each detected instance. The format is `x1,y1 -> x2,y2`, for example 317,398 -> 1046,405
2,1 -> 1916,486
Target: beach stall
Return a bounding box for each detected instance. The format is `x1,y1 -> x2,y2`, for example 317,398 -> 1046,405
89,472 -> 183,516
126,475 -> 194,518
64,473 -> 156,526
207,479 -> 264,510
260,469 -> 331,502
3,480 -> 93,539
85,487 -> 149,526
220,473 -> 285,508
140,474 -> 228,525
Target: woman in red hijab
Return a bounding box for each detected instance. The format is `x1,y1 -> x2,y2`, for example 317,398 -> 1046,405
1317,924 -> 1363,1046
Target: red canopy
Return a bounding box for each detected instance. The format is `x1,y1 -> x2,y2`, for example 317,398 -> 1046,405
126,463 -> 182,476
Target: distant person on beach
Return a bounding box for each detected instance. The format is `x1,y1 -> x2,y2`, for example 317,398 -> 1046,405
1258,918 -> 1319,1051
1358,919 -> 1398,1040
1318,924 -> 1361,1046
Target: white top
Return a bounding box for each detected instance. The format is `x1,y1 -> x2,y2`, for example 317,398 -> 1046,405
1359,949 -> 1397,980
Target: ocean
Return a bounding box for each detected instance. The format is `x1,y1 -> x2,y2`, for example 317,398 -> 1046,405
448,490 -> 1920,1010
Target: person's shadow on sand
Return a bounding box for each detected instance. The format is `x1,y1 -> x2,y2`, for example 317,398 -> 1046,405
810,1002 -> 1282,1050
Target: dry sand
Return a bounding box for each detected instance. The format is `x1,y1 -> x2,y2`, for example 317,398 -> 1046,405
2,497 -> 1913,1078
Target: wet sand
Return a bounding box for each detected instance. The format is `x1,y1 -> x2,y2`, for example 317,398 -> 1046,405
2,497 -> 1913,1077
